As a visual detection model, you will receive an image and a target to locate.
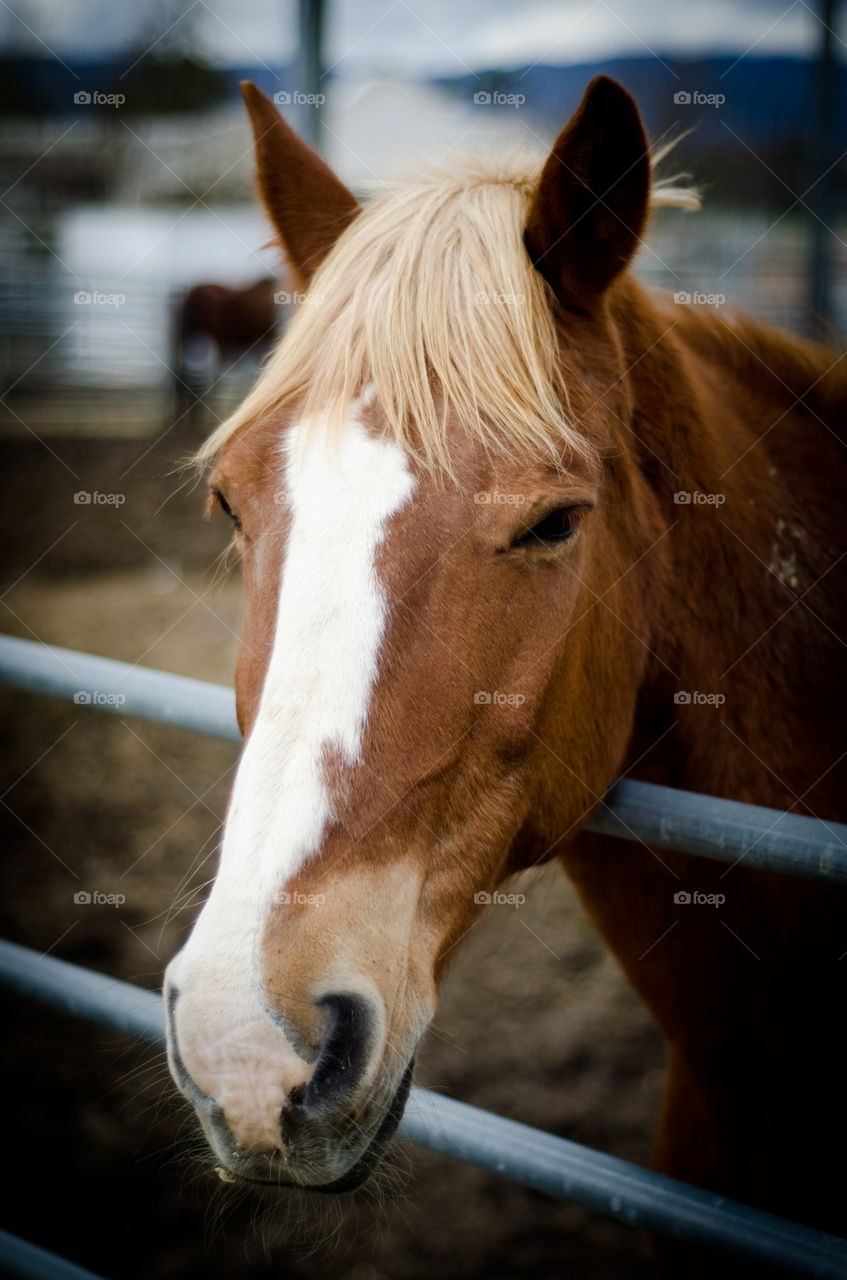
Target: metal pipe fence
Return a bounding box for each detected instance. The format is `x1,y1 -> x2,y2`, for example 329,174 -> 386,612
0,1228 -> 108,1280
1,633 -> 847,1277
1,634 -> 846,883
1,939 -> 846,1278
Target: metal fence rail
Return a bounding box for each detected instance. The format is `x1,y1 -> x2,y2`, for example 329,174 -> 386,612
2,633 -> 847,1277
1,634 -> 846,884
2,939 -> 846,1278
0,1228 -> 108,1280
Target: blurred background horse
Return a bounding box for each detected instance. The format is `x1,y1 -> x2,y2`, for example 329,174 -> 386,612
172,276 -> 281,413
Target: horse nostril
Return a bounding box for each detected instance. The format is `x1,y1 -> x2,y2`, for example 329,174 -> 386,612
303,992 -> 374,1111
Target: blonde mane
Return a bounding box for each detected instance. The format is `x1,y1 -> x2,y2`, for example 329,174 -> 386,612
198,149 -> 698,474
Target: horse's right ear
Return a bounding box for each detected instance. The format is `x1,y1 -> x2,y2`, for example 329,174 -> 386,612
524,76 -> 650,313
240,82 -> 360,285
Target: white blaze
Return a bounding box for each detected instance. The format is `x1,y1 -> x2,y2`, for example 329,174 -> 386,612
168,408 -> 415,1125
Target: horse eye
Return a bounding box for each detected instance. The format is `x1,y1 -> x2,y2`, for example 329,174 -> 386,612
212,489 -> 242,532
511,506 -> 582,550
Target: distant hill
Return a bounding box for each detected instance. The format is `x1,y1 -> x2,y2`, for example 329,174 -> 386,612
0,57 -> 291,117
5,51 -> 841,146
435,55 -> 847,147
2,52 -> 843,207
434,56 -> 846,205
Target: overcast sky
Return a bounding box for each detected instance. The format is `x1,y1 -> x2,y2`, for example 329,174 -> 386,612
2,0 -> 843,73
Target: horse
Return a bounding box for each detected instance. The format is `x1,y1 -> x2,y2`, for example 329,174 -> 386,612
164,78 -> 847,1276
172,276 -> 280,410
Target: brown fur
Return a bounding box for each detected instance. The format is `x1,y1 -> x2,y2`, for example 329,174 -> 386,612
199,79 -> 846,1272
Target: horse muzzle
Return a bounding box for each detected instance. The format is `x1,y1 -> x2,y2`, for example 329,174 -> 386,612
165,969 -> 419,1191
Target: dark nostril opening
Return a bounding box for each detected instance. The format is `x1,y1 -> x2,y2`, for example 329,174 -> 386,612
303,992 -> 373,1111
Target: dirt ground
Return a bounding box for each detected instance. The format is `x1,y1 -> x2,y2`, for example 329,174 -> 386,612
0,424 -> 665,1279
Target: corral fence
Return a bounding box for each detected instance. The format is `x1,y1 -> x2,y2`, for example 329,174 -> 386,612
0,632 -> 846,1280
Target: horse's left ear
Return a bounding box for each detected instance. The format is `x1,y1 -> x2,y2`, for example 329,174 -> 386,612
240,81 -> 360,285
524,76 -> 650,312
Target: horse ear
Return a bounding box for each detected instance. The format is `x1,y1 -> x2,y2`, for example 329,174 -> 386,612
240,81 -> 360,285
524,76 -> 650,312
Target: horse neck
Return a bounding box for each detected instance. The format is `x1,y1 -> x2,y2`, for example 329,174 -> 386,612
612,278 -> 847,809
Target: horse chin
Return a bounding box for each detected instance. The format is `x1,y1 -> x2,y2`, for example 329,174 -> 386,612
218,1061 -> 414,1195
308,1060 -> 414,1194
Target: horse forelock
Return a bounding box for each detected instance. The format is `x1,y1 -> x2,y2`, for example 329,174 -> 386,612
196,149 -> 696,479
